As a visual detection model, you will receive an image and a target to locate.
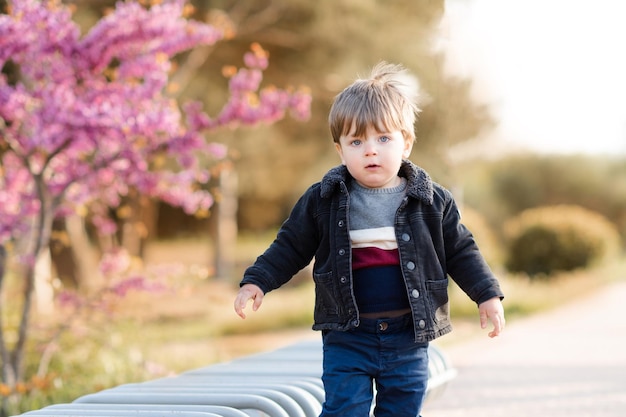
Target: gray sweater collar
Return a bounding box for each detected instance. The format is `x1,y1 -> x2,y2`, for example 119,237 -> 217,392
320,160 -> 434,204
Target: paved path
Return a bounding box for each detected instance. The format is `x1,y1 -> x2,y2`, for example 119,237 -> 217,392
422,281 -> 626,417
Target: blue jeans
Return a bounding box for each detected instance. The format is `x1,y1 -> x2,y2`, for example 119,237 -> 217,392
320,314 -> 429,417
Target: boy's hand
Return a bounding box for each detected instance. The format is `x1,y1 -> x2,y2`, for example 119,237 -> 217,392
478,297 -> 505,338
234,284 -> 264,319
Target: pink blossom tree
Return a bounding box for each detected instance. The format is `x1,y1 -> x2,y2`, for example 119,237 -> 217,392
0,0 -> 310,388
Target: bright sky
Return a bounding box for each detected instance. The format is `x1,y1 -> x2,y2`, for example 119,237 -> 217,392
442,0 -> 626,155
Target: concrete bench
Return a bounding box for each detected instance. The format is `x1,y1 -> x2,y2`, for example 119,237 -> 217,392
88,385 -> 321,417
21,411 -> 221,417
15,339 -> 456,417
30,404 -> 249,417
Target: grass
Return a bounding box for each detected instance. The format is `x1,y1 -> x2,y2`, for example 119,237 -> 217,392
449,261 -> 625,318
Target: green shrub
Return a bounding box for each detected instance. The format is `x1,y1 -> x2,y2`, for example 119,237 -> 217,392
458,155 -> 626,244
504,205 -> 621,277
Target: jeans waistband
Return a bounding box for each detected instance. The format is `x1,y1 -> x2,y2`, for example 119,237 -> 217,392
356,313 -> 413,334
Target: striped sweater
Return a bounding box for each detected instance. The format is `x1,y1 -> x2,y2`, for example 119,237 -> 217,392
349,179 -> 411,313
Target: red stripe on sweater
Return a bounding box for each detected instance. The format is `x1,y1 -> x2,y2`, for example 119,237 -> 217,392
352,247 -> 400,270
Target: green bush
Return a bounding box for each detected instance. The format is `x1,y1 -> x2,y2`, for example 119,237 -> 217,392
458,155 -> 626,244
504,205 -> 621,277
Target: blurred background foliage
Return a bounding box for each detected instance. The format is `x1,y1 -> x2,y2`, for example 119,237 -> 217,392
64,0 -> 626,279
503,205 -> 621,277
457,155 -> 626,243
70,0 -> 490,232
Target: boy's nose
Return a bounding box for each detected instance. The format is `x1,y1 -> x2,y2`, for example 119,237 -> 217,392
364,141 -> 378,155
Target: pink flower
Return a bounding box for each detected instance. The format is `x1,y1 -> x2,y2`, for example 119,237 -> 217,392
0,0 -> 311,254
99,249 -> 131,276
110,275 -> 167,297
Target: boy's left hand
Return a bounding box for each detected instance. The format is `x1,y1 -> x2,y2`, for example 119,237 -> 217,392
478,297 -> 505,338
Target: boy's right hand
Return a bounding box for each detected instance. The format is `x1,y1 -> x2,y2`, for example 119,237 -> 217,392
234,283 -> 264,319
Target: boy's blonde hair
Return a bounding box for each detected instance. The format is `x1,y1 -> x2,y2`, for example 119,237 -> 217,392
329,62 -> 421,144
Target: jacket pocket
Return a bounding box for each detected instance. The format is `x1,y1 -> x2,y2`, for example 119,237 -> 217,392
313,271 -> 340,319
426,278 -> 450,323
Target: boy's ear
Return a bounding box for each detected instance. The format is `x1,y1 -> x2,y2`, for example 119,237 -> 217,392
335,143 -> 346,165
403,139 -> 414,159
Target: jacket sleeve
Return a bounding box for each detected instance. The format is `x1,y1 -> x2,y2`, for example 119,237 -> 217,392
442,192 -> 504,305
240,186 -> 321,294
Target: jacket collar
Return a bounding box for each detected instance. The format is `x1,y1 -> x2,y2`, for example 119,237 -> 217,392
320,160 -> 434,204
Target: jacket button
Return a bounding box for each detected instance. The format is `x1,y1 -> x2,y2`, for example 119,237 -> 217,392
411,289 -> 420,298
401,233 -> 410,241
338,220 -> 344,227
338,249 -> 346,256
340,276 -> 347,284
418,320 -> 426,329
406,261 -> 415,270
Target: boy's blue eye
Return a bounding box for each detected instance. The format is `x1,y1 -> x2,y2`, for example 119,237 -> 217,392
351,139 -> 362,146
379,136 -> 390,142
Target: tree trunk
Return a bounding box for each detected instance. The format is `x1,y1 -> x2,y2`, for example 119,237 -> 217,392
120,193 -> 155,259
34,251 -> 54,315
65,214 -> 101,291
9,176 -> 56,385
0,245 -> 10,385
214,166 -> 238,280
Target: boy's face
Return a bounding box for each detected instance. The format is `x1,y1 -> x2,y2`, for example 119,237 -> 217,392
335,124 -> 413,189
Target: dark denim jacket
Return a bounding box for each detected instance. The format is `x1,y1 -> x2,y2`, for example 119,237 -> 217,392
241,160 -> 504,342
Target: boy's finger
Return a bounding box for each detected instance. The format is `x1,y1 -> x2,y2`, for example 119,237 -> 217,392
252,292 -> 264,311
488,313 -> 504,337
234,294 -> 250,319
479,310 -> 488,329
234,303 -> 245,319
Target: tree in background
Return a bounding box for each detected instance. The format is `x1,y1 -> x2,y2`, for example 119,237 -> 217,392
158,0 -> 493,230
0,0 -> 309,391
61,1 -> 491,234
